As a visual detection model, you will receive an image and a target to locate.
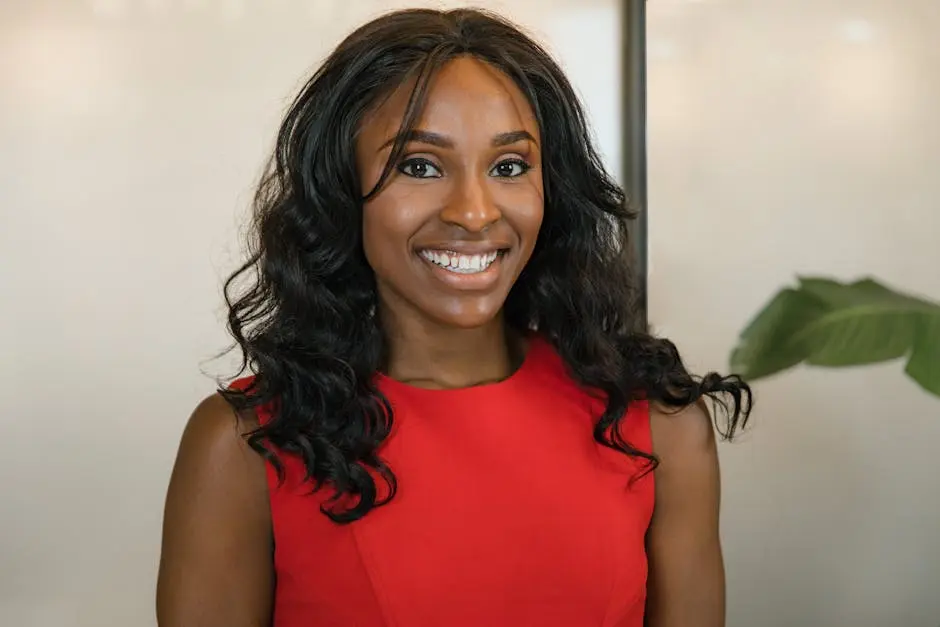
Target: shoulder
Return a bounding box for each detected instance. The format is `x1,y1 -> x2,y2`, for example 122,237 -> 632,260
648,399 -> 717,463
645,400 -> 721,549
177,391 -> 262,464
164,392 -> 269,526
163,390 -> 270,543
646,402 -> 725,625
647,399 -> 720,521
157,392 -> 273,624
643,400 -> 725,623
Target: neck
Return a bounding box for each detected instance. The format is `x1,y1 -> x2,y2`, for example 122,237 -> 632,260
380,311 -> 522,390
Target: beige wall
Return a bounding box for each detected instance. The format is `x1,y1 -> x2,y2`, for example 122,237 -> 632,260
648,1 -> 940,626
2,0 -> 939,626
0,1 -> 621,625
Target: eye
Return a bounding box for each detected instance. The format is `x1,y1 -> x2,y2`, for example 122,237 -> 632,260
398,158 -> 443,179
490,158 -> 531,178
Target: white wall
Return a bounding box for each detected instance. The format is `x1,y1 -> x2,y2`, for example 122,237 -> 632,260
0,1 -> 621,625
648,1 -> 940,626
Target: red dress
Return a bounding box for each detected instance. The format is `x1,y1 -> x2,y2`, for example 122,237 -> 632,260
247,336 -> 654,626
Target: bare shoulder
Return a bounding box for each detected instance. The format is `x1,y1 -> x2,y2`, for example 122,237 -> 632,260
644,399 -> 725,626
176,392 -> 262,465
156,392 -> 273,627
165,392 -> 268,508
648,398 -> 717,462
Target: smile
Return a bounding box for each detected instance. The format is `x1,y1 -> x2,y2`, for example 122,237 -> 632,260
419,250 -> 501,275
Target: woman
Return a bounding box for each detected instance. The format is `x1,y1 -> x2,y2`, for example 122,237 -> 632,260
157,7 -> 751,627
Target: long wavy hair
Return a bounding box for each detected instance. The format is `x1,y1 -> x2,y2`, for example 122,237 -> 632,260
219,8 -> 752,524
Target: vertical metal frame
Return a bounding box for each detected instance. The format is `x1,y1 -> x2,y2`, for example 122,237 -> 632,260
622,0 -> 648,329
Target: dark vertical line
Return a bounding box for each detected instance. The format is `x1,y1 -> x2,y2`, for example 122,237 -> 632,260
622,0 -> 648,329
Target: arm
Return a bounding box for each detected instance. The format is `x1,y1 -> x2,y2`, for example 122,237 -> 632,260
645,399 -> 725,627
156,393 -> 274,627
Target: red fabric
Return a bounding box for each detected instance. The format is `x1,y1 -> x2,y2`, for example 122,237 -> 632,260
237,336 -> 654,626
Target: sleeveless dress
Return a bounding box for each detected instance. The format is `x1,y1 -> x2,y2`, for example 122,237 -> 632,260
242,335 -> 654,627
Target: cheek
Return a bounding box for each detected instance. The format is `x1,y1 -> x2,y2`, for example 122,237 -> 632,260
527,200 -> 545,237
361,189 -> 437,272
507,183 -> 545,252
361,202 -> 401,275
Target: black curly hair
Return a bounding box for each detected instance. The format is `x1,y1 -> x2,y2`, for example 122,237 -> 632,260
219,7 -> 752,524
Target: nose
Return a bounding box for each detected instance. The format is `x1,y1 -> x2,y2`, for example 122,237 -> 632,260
438,174 -> 501,233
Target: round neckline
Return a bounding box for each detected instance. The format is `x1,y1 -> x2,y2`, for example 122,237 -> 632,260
374,334 -> 546,398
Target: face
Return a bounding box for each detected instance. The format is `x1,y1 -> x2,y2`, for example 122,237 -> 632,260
357,56 -> 544,332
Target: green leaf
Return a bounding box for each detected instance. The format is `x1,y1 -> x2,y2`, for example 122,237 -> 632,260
906,313 -> 940,396
730,276 -> 940,398
730,287 -> 829,379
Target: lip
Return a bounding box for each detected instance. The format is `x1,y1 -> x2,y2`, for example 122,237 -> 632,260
417,248 -> 505,292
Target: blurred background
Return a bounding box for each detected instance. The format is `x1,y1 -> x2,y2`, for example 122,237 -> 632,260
2,0 -> 939,625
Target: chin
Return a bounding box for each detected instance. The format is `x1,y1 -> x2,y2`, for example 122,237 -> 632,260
424,298 -> 507,331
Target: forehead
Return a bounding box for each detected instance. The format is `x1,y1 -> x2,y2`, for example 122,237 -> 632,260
361,56 -> 540,142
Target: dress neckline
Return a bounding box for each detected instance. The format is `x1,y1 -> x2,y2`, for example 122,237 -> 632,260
374,334 -> 547,399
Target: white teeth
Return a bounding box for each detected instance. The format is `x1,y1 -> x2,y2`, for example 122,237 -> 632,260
419,250 -> 500,274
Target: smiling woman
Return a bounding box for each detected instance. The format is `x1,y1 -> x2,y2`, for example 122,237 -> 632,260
156,7 -> 752,627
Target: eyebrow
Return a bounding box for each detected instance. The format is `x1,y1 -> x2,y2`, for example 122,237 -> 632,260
378,129 -> 537,152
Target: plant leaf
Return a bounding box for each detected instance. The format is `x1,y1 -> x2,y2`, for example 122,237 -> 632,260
730,276 -> 940,397
798,276 -> 937,313
730,287 -> 829,379
791,278 -> 933,366
905,313 -> 940,396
